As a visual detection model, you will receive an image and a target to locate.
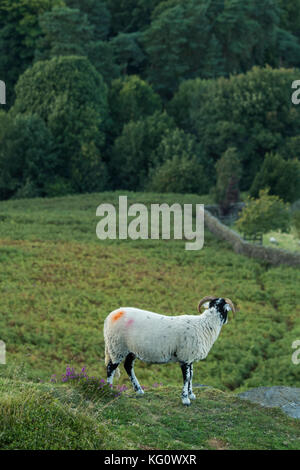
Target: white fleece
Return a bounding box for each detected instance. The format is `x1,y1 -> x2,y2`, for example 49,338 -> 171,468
104,307 -> 224,365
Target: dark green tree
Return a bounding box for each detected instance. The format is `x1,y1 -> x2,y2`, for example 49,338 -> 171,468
35,4 -> 118,83
277,0 -> 300,41
147,128 -> 208,194
147,155 -> 206,194
0,0 -> 63,106
110,111 -> 175,190
66,0 -> 111,40
108,75 -> 162,138
216,0 -> 280,73
143,0 -> 281,97
250,153 -> 300,203
152,128 -> 202,165
213,147 -> 242,215
272,28 -> 300,67
169,66 -> 300,190
105,0 -> 161,34
87,41 -> 121,84
35,7 -> 94,60
0,112 -> 59,199
143,0 -> 220,97
110,32 -> 145,75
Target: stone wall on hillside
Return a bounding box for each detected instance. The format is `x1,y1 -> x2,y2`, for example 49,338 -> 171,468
204,209 -> 300,267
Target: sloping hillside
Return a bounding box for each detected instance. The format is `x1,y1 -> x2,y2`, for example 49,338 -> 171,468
0,192 -> 299,392
0,375 -> 299,450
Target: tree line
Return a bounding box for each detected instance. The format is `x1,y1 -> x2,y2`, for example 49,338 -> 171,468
0,0 -> 299,202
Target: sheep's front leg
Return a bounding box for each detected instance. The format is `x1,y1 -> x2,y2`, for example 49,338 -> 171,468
124,353 -> 144,395
180,362 -> 191,406
188,363 -> 196,400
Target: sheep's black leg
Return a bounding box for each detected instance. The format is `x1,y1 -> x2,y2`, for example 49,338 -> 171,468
124,353 -> 144,395
180,362 -> 191,406
106,360 -> 119,385
188,363 -> 196,400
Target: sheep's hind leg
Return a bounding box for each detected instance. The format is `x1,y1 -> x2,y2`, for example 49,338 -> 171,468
106,360 -> 120,385
180,362 -> 191,406
188,363 -> 196,400
124,353 -> 144,395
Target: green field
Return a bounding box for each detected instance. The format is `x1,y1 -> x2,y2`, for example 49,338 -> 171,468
0,192 -> 299,449
263,229 -> 300,253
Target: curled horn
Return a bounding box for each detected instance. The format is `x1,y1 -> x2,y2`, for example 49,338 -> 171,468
197,296 -> 217,313
224,298 -> 236,317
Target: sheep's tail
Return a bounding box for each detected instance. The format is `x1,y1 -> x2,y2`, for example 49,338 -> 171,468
104,343 -> 120,380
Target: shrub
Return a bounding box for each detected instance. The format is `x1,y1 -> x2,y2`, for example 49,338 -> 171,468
42,177 -> 75,198
236,189 -> 291,236
0,381 -> 103,450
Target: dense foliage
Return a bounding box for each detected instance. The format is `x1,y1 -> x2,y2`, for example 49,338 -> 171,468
250,152 -> 300,203
0,112 -> 58,199
213,147 -> 242,214
11,56 -> 109,194
0,0 -> 299,201
169,67 -> 300,190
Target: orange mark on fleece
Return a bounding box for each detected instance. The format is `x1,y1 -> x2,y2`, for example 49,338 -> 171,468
111,310 -> 125,323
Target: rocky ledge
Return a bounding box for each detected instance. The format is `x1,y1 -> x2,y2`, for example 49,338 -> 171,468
238,386 -> 300,419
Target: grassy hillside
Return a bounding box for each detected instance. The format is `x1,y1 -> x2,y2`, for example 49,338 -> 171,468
263,229 -> 300,253
0,371 -> 299,450
0,192 -> 299,394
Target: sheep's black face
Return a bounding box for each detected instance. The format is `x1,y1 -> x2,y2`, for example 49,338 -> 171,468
209,298 -> 231,324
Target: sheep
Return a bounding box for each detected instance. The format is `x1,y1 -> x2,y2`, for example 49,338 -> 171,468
103,296 -> 236,406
